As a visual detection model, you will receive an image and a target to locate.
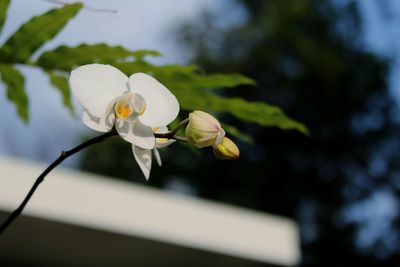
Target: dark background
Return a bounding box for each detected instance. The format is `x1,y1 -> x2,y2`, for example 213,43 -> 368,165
81,0 -> 400,266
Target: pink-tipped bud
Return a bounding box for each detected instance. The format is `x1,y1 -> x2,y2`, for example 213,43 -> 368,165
185,110 -> 225,148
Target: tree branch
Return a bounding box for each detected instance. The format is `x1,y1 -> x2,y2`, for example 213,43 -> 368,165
0,129 -> 118,235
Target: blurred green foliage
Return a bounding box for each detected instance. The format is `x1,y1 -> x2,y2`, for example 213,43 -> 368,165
81,0 -> 400,266
172,1 -> 400,266
0,1 -> 307,141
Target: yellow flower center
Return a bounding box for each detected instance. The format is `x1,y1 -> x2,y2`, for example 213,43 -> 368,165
157,138 -> 169,143
115,101 -> 133,119
114,93 -> 147,119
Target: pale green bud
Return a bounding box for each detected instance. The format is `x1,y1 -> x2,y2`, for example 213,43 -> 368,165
185,110 -> 225,148
213,137 -> 240,160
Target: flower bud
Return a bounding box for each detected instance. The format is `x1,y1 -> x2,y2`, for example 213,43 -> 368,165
213,137 -> 240,160
185,110 -> 225,148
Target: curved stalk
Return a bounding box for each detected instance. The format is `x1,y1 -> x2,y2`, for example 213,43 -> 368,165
0,129 -> 118,235
153,118 -> 189,142
0,126 -> 188,235
154,132 -> 188,142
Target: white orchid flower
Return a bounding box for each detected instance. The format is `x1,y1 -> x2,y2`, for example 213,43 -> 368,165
132,127 -> 175,180
69,64 -> 180,149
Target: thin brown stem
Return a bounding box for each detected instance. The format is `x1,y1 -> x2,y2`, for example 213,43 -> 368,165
0,129 -> 118,235
154,132 -> 188,142
0,126 -> 189,235
171,135 -> 189,142
153,118 -> 189,142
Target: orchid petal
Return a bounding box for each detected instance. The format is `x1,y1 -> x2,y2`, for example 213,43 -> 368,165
115,119 -> 155,149
132,145 -> 152,180
155,139 -> 175,148
81,99 -> 116,132
154,126 -> 168,133
153,147 -> 162,167
215,128 -> 226,145
133,93 -> 146,114
128,73 -> 179,127
82,109 -> 115,132
70,64 -> 128,118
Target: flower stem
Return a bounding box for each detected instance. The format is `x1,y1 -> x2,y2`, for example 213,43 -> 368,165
152,118 -> 189,142
0,129 -> 118,235
154,132 -> 188,142
171,135 -> 189,142
170,118 -> 189,135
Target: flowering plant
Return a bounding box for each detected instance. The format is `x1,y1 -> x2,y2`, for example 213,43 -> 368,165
70,64 -> 240,179
0,1 -> 307,235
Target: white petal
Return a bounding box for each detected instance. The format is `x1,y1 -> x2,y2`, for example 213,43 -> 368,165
156,139 -> 175,148
128,73 -> 179,127
132,145 -> 152,180
115,119 -> 155,149
154,126 -> 168,133
215,128 -> 226,145
82,110 -> 115,132
70,64 -> 128,118
133,93 -> 146,114
82,99 -> 116,132
153,148 -> 162,167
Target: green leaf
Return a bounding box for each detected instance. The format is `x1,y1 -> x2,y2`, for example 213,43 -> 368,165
190,73 -> 255,89
219,97 -> 309,135
163,72 -> 255,89
116,61 -> 253,89
0,3 -> 83,63
116,61 -> 308,135
0,64 -> 28,122
0,0 -> 10,35
168,87 -> 309,135
131,49 -> 161,60
36,44 -> 161,71
156,72 -> 255,90
221,123 -> 254,144
48,71 -> 75,115
115,61 -> 199,76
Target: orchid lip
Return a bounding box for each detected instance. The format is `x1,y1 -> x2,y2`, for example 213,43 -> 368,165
114,92 -> 146,120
